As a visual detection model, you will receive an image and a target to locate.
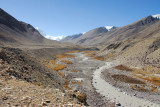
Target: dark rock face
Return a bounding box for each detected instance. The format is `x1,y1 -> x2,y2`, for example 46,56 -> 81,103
0,8 -> 26,32
0,8 -> 47,45
132,16 -> 159,27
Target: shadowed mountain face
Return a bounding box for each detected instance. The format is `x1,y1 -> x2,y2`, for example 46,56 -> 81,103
61,33 -> 83,42
0,8 -> 46,45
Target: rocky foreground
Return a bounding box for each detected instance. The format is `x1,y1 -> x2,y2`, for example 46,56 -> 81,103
0,48 -> 87,107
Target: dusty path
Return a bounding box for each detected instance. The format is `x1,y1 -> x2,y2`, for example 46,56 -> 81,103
60,52 -> 160,107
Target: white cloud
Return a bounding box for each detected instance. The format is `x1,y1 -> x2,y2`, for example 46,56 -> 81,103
36,27 -> 65,41
45,35 -> 65,41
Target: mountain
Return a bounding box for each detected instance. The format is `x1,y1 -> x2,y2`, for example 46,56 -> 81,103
0,8 -> 68,47
93,15 -> 160,67
61,26 -> 116,45
60,33 -> 83,42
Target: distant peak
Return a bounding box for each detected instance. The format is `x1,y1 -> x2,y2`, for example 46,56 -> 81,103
152,14 -> 160,19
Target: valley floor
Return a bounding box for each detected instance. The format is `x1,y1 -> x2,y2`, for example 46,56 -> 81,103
57,52 -> 160,107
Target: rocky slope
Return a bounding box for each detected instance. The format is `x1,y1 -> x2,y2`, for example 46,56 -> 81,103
61,33 -> 83,42
0,58 -> 87,106
61,15 -> 160,68
97,15 -> 160,67
61,26 -> 116,45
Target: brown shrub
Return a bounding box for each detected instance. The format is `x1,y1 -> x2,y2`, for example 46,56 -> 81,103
71,70 -> 78,72
76,92 -> 87,103
111,74 -> 145,84
91,56 -> 105,61
115,65 -> 133,71
58,72 -> 65,78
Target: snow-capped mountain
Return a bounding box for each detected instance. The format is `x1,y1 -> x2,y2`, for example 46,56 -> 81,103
36,27 -> 65,41
152,14 -> 160,19
105,26 -> 116,31
61,26 -> 117,44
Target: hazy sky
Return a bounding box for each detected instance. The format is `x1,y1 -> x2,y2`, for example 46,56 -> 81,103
1,0 -> 160,38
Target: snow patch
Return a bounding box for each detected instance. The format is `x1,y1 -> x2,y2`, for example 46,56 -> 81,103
152,14 -> 160,19
45,35 -> 65,41
104,26 -> 114,31
35,27 -> 65,41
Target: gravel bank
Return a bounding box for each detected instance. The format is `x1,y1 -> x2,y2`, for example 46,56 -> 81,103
92,62 -> 160,107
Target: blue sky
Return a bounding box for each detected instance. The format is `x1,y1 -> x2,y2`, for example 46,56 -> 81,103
1,0 -> 160,39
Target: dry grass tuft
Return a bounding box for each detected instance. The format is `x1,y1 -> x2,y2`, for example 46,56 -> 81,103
86,52 -> 105,61
111,74 -> 145,84
64,80 -> 71,90
58,72 -> 65,78
133,74 -> 160,86
53,64 -> 67,71
61,60 -> 73,64
91,56 -> 105,61
72,82 -> 82,84
130,85 -> 150,92
50,60 -> 55,64
115,65 -> 133,71
56,54 -> 75,59
71,70 -> 78,72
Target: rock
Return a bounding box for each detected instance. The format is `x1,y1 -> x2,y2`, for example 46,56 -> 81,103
116,103 -> 121,106
2,96 -> 8,100
42,102 -> 47,106
45,100 -> 50,103
76,92 -> 87,103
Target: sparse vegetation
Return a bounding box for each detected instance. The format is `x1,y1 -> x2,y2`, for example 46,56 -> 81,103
133,74 -> 160,86
91,56 -> 105,61
50,60 -> 55,64
56,54 -> 75,59
72,82 -> 83,84
61,60 -> 73,64
111,74 -> 145,84
64,79 -> 71,90
71,70 -> 78,72
130,85 -> 150,92
53,64 -> 67,71
115,65 -> 133,71
58,72 -> 65,78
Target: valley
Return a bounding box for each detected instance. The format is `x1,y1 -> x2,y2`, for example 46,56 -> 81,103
0,6 -> 160,107
46,51 -> 160,106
